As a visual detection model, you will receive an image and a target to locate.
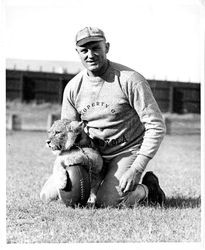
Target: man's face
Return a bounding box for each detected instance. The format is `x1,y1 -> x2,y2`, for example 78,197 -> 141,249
76,41 -> 110,74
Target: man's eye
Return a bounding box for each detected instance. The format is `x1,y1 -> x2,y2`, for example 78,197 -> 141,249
81,49 -> 87,53
92,46 -> 101,51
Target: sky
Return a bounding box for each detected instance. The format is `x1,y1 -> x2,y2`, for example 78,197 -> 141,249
4,0 -> 205,82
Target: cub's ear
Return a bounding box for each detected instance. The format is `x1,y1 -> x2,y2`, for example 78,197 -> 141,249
78,120 -> 89,132
68,120 -> 88,132
74,120 -> 88,131
80,120 -> 88,128
82,120 -> 88,126
68,120 -> 83,132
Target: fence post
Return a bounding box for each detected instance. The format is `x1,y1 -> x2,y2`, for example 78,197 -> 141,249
47,113 -> 60,130
7,114 -> 21,130
19,73 -> 24,102
168,85 -> 174,113
164,117 -> 171,135
58,77 -> 64,104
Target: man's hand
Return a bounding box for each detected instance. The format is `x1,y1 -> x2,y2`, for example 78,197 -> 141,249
119,168 -> 142,193
119,154 -> 150,193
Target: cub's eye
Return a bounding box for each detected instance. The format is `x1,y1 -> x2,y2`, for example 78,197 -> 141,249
55,131 -> 61,135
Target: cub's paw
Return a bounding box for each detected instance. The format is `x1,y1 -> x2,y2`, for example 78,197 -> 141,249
54,170 -> 67,189
40,190 -> 58,203
87,192 -> 97,205
40,174 -> 59,203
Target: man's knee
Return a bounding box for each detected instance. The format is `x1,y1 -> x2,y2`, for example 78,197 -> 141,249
95,194 -> 119,208
95,184 -> 147,208
95,184 -> 122,208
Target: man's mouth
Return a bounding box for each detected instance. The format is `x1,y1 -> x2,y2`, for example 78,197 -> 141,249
87,61 -> 97,64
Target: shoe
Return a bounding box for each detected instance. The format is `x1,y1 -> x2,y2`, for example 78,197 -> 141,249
142,171 -> 166,206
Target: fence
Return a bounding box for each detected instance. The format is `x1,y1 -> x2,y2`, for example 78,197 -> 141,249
149,80 -> 200,113
6,70 -> 74,104
6,69 -> 201,114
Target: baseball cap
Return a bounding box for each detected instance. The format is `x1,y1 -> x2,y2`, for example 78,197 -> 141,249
75,27 -> 106,46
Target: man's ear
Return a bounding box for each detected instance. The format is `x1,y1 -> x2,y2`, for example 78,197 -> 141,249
105,42 -> 110,54
75,47 -> 80,55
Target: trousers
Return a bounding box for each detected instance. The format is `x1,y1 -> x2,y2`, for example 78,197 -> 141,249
95,150 -> 148,208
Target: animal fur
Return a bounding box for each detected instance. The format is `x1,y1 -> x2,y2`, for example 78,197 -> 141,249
40,119 -> 103,204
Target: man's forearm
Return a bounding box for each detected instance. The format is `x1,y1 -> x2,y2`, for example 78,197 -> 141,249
130,154 -> 151,174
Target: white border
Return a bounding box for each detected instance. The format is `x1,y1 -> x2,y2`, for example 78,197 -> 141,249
0,0 -> 6,247
200,1 -> 205,248
2,1 -> 205,249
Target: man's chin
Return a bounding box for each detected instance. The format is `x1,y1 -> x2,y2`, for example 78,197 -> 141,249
87,65 -> 100,72
83,62 -> 100,70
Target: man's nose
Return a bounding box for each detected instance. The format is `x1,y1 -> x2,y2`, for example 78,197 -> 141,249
87,49 -> 94,58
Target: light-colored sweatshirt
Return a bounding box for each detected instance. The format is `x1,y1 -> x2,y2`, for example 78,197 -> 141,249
61,61 -> 166,160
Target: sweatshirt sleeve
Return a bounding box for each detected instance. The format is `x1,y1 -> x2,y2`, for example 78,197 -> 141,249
61,82 -> 81,121
127,75 -> 166,158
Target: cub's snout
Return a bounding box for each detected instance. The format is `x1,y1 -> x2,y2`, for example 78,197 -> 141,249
46,139 -> 51,146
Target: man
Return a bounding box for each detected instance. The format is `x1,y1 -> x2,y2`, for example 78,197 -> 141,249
61,27 -> 166,207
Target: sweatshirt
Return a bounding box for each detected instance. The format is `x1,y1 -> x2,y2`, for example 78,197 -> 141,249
61,60 -> 166,159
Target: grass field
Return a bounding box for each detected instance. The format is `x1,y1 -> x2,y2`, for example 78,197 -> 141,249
6,130 -> 201,243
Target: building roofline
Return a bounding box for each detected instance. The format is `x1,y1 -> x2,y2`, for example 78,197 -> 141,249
6,58 -> 83,74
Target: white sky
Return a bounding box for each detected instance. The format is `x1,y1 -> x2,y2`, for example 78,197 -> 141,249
4,0 -> 205,82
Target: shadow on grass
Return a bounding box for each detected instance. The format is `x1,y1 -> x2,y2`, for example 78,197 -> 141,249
165,196 -> 201,209
82,196 -> 201,210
